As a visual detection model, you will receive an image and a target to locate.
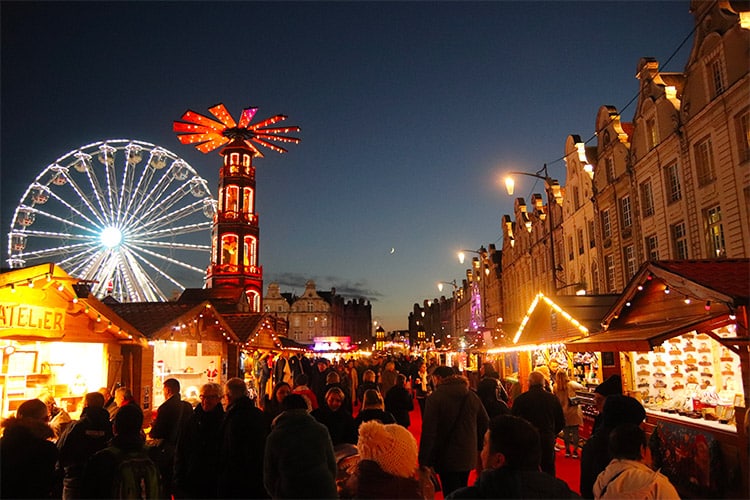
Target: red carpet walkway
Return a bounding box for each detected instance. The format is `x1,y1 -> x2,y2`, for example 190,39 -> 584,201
406,402 -> 581,497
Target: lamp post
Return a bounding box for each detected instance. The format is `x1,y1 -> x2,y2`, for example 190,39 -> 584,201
504,164 -> 566,294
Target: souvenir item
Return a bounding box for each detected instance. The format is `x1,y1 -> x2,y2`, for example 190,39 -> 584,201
683,333 -> 694,339
653,345 -> 666,353
684,341 -> 696,352
637,369 -> 650,376
672,382 -> 684,391
686,365 -> 698,372
653,356 -> 666,367
696,333 -> 710,340
720,348 -> 733,361
671,367 -> 683,377
698,342 -> 711,353
636,356 -> 649,365
668,338 -> 681,344
721,364 -> 734,376
669,346 -> 681,356
700,380 -> 711,390
654,371 -> 666,378
637,378 -> 650,388
687,374 -> 698,384
685,354 -> 697,365
698,356 -> 712,367
700,371 -> 713,378
670,358 -> 682,365
654,380 -> 667,388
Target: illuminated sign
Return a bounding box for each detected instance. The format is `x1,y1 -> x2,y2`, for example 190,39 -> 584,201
313,336 -> 352,351
0,303 -> 66,337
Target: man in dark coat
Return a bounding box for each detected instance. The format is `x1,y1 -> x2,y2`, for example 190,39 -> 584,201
579,394 -> 646,499
264,394 -> 337,499
218,377 -> 271,498
384,373 -> 414,428
57,392 -> 114,498
174,382 -> 225,498
511,370 -> 565,477
149,377 -> 193,496
447,415 -> 576,499
0,398 -> 58,499
419,365 -> 489,497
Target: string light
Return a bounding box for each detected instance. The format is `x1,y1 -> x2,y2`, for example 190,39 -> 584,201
704,300 -> 711,311
664,286 -> 670,294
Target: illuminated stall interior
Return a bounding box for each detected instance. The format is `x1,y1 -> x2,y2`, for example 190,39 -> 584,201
1,264 -> 145,419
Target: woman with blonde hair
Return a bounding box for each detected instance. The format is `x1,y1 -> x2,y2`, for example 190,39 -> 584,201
554,370 -> 583,458
354,389 -> 395,431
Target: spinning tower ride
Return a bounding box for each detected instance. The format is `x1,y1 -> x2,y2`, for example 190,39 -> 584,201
174,103 -> 300,312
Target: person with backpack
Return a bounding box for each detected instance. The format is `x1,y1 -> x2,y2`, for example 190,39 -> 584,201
81,404 -> 162,499
57,391 -> 114,498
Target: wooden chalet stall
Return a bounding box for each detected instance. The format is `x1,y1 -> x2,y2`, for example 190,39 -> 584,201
566,260 -> 749,499
106,298 -> 240,414
0,264 -> 147,419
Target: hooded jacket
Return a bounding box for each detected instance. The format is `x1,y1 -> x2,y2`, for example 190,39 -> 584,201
593,459 -> 680,499
446,466 -> 577,499
0,416 -> 58,499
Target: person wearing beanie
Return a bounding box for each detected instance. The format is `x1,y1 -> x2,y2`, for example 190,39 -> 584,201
592,375 -> 622,434
343,420 -> 423,499
264,394 -> 338,499
356,388 -> 396,429
580,395 -> 646,499
447,415 -> 576,499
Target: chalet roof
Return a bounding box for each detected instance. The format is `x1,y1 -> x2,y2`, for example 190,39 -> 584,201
177,287 -> 250,314
106,301 -> 202,337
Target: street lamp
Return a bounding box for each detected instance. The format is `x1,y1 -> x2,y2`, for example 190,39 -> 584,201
503,164 -> 566,293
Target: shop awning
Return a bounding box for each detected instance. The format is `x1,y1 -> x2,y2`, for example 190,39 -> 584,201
565,313 -> 729,352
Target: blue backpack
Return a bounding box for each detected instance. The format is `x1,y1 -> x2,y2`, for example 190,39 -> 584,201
107,446 -> 162,499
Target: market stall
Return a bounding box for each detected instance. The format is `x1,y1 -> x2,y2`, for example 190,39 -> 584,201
0,264 -> 146,419
566,259 -> 748,498
486,292 -> 617,423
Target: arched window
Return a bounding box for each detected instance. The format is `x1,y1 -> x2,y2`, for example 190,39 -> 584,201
225,185 -> 239,218
221,234 -> 238,267
246,290 -> 260,312
243,187 -> 253,215
243,235 -> 257,268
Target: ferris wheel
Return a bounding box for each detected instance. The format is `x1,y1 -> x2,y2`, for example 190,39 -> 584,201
7,139 -> 217,302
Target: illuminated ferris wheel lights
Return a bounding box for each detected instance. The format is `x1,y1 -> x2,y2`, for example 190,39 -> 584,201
100,226 -> 123,248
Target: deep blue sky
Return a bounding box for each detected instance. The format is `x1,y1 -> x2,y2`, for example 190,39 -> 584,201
1,1 -> 694,331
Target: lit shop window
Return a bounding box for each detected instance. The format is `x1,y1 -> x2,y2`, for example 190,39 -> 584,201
229,153 -> 240,174
243,236 -> 257,267
221,234 -> 238,267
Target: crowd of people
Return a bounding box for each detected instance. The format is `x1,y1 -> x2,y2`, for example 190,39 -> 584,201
0,352 -> 681,499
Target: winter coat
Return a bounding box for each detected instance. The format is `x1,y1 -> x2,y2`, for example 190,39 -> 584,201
57,406 -> 114,492
80,433 -> 156,499
264,409 -> 337,499
344,459 -> 422,499
354,408 -> 397,430
218,396 -> 271,498
555,381 -> 584,427
418,374 -> 489,472
385,385 -> 414,428
312,405 -> 358,445
357,381 -> 379,403
511,385 -> 565,440
0,417 -> 58,499
380,369 -> 398,397
593,459 -> 680,499
174,402 -> 224,498
446,466 -> 577,499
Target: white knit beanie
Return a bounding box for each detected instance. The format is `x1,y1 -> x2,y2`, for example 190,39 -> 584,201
357,420 -> 418,478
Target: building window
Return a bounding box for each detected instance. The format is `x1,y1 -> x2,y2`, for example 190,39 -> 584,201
243,235 -> 257,268
620,195 -> 632,230
307,301 -> 314,312
567,236 -> 574,261
694,138 -> 716,186
242,187 -> 253,215
591,262 -> 600,295
664,163 -> 682,203
588,220 -> 596,248
601,209 -> 612,239
708,56 -> 725,98
605,254 -> 616,292
606,157 -> 615,182
573,186 -> 580,210
577,229 -> 584,255
221,234 -> 238,267
640,181 -> 654,218
671,222 -> 689,259
645,234 -> 659,260
705,205 -> 726,258
736,110 -> 750,163
623,245 -> 637,279
307,317 -> 314,328
646,117 -> 659,150
225,185 -> 239,218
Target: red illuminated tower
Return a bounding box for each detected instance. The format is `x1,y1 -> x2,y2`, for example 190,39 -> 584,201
174,104 -> 300,311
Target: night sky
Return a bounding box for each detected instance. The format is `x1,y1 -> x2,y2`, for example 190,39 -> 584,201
1,1 -> 694,331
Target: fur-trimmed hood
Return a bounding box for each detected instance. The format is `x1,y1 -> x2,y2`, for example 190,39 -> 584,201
1,416 -> 54,441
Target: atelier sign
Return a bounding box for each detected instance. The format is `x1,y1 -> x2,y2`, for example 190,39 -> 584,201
0,303 -> 66,335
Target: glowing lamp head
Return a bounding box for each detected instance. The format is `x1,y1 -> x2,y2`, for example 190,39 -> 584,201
101,226 -> 123,248
504,176 -> 515,195
458,251 -> 466,264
